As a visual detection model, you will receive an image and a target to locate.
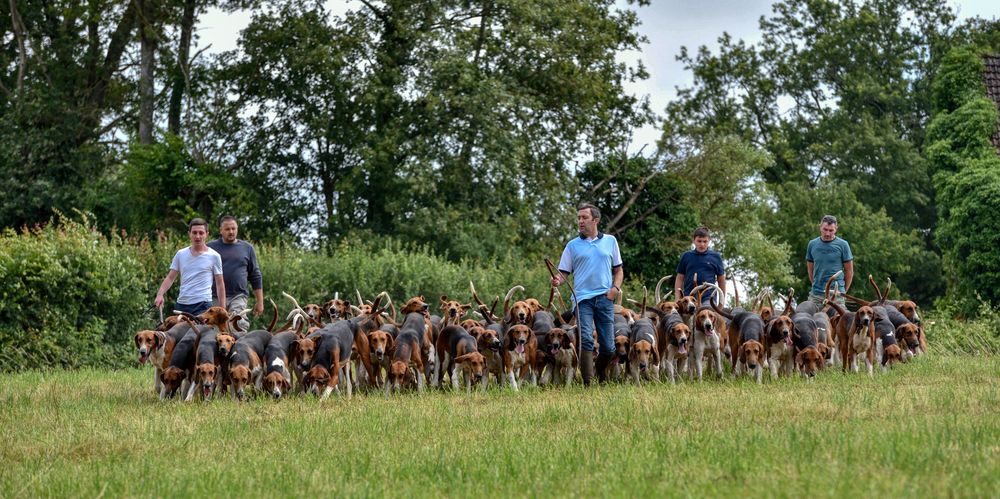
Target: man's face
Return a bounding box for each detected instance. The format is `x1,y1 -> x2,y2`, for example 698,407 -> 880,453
220,220 -> 239,243
189,224 -> 207,246
820,223 -> 837,242
577,209 -> 598,237
693,236 -> 710,253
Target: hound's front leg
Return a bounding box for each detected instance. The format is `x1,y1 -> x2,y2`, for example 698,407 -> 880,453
154,370 -> 163,395
507,370 -> 519,391
539,364 -> 553,386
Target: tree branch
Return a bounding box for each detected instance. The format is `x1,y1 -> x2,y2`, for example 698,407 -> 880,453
605,170 -> 659,231
88,0 -> 137,110
9,0 -> 28,94
358,0 -> 388,23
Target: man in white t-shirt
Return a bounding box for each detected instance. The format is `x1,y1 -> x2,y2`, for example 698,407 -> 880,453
154,218 -> 226,316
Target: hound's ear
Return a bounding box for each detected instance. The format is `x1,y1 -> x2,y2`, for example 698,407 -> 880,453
738,342 -> 746,364
281,377 -> 292,391
134,333 -> 142,348
155,331 -> 166,348
290,340 -> 300,359
440,295 -> 448,306
461,303 -> 472,312
651,348 -> 660,366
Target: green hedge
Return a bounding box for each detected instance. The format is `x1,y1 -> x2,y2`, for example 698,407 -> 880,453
0,213 -> 148,370
1,214 -> 995,371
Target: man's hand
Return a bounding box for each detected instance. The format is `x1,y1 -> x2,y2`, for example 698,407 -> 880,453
154,294 -> 164,309
551,274 -> 565,287
606,286 -> 620,300
253,301 -> 264,318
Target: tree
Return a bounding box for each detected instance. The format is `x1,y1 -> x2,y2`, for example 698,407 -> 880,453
216,0 -> 652,257
926,45 -> 1000,313
661,0 -> 962,301
578,155 -> 697,285
0,0 -> 137,229
763,180 -> 938,304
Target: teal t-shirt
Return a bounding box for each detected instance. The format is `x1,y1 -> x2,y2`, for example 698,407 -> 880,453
806,236 -> 853,295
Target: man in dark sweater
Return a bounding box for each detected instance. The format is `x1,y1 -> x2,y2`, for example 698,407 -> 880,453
674,226 -> 726,306
208,216 -> 264,330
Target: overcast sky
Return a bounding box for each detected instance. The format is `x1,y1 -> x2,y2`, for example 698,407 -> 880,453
197,0 -> 999,153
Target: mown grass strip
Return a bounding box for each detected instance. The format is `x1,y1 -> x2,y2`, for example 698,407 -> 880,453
1,356 -> 997,497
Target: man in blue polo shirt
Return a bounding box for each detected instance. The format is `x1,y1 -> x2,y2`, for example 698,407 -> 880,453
551,203 -> 623,386
806,215 -> 853,308
674,226 -> 726,305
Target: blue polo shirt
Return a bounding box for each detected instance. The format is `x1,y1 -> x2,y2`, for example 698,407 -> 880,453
806,236 -> 853,295
558,233 -> 623,301
676,249 -> 725,301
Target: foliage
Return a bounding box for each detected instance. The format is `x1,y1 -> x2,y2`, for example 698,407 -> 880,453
0,0 -> 137,229
925,45 -> 1000,313
577,156 -> 697,284
658,0 -> 984,304
763,181 -> 940,303
580,137 -> 794,291
213,0 -> 651,257
934,158 -> 1000,313
0,213 -> 148,370
95,136 -> 256,234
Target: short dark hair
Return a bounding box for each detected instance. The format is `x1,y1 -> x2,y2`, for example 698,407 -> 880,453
692,226 -> 711,239
188,218 -> 208,231
218,215 -> 237,226
577,203 -> 601,220
820,215 -> 838,226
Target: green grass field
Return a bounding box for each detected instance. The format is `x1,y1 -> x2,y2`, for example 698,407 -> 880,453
1,355 -> 997,498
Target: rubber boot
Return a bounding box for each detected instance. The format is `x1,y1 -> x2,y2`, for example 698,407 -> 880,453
595,352 -> 614,384
580,350 -> 595,386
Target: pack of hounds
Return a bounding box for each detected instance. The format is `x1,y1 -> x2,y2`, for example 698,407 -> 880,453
134,272 -> 927,401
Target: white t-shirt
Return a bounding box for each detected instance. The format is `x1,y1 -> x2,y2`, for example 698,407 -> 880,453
170,247 -> 223,305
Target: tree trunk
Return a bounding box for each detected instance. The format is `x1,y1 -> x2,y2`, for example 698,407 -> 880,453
168,0 -> 195,136
138,0 -> 157,145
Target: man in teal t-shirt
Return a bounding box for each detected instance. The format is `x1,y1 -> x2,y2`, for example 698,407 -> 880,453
805,215 -> 853,308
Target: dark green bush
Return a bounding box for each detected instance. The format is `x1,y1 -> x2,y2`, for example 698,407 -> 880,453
0,213 -> 148,370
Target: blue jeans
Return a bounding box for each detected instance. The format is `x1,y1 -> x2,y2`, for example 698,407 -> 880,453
577,295 -> 614,356
174,300 -> 211,316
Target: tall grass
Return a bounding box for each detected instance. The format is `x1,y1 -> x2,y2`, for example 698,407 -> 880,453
1,356 -> 997,497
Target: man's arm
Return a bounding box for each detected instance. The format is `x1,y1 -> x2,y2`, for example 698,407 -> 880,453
214,274 -> 226,308
717,274 -> 726,298
154,270 -> 179,308
806,261 -> 815,285
253,288 -> 264,317
674,274 -> 685,299
606,266 -> 624,300
551,270 -> 570,287
843,260 -> 854,292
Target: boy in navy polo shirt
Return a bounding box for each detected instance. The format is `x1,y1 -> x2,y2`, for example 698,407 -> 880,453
674,227 -> 726,305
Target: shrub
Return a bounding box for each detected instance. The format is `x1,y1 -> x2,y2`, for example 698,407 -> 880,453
0,212 -> 148,370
